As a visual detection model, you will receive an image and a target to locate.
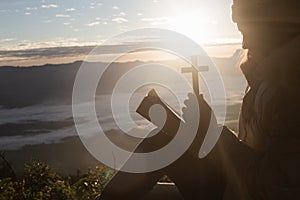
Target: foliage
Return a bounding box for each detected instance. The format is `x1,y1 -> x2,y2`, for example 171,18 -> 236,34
73,166 -> 114,199
0,178 -> 16,200
0,159 -> 114,200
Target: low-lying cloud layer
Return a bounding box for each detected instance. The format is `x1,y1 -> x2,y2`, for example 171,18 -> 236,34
0,42 -> 156,66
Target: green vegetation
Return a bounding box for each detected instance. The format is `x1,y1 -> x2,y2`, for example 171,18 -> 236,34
0,159 -> 114,200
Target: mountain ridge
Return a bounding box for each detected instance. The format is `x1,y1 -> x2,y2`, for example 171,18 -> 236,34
0,50 -> 244,108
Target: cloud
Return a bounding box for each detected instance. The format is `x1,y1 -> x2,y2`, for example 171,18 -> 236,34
137,13 -> 143,16
63,22 -> 71,26
141,17 -> 168,22
66,8 -> 76,12
41,4 -> 58,9
85,21 -> 100,27
0,41 -> 159,60
0,38 -> 15,43
56,14 -> 70,18
94,17 -> 109,25
43,20 -> 52,23
112,17 -> 128,24
1,38 -> 207,65
141,17 -> 168,25
112,6 -> 119,10
119,26 -> 128,32
0,45 -> 97,63
26,7 -> 38,11
25,12 -> 31,15
118,12 -> 126,16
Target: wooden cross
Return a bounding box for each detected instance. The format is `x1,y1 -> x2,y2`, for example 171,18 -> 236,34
181,55 -> 208,96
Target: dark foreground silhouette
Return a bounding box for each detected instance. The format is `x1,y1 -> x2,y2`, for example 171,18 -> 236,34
99,1 -> 300,199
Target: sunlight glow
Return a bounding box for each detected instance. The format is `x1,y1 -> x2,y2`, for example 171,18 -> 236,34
168,14 -> 218,44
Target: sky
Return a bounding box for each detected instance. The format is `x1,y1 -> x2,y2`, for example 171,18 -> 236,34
0,0 -> 243,66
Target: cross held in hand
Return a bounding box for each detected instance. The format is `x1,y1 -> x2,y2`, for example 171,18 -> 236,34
181,55 -> 208,96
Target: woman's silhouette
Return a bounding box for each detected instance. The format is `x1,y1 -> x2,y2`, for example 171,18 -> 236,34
98,1 -> 300,199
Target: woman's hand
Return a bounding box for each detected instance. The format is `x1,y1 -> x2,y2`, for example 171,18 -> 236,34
182,93 -> 219,156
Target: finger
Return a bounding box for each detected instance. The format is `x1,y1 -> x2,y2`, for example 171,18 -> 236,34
184,99 -> 190,106
187,92 -> 194,99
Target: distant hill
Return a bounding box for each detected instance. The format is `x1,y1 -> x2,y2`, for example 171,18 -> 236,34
0,61 -> 81,108
213,49 -> 245,76
0,50 -> 244,108
0,61 -> 145,108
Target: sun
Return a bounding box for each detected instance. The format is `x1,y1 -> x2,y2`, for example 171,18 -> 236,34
167,14 -> 218,44
158,1 -> 219,44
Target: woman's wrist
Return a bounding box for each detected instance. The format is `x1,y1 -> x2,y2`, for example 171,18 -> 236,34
204,126 -> 240,175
